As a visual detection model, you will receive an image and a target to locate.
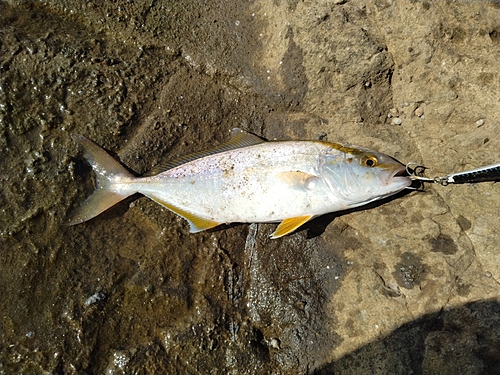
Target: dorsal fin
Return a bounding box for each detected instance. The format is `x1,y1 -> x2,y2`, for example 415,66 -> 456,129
143,128 -> 265,177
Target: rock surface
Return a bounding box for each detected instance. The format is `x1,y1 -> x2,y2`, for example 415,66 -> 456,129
1,0 -> 499,374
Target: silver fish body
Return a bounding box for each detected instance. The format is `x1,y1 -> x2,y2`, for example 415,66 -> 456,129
68,129 -> 411,238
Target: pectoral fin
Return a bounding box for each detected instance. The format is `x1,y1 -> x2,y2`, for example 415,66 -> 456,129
146,195 -> 220,233
270,215 -> 313,239
276,171 -> 319,190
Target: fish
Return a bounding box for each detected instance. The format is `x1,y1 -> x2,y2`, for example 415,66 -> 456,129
67,129 -> 411,238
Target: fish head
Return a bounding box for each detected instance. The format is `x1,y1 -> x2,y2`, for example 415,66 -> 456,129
319,144 -> 412,208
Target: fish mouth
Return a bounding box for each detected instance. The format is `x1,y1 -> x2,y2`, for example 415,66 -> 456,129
392,166 -> 408,178
389,165 -> 412,188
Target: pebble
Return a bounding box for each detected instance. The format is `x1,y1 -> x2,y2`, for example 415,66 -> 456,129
388,108 -> 399,118
392,118 -> 402,125
414,107 -> 424,117
269,338 -> 281,349
85,291 -> 106,306
475,119 -> 485,127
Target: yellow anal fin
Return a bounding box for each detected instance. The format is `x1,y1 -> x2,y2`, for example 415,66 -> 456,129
147,196 -> 220,233
270,215 -> 313,239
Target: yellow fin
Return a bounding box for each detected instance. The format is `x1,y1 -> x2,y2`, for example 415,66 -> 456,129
276,171 -> 319,189
270,215 -> 313,239
146,195 -> 220,233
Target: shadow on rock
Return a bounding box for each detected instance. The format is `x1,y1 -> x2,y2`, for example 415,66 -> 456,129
303,187 -> 415,239
314,299 -> 500,375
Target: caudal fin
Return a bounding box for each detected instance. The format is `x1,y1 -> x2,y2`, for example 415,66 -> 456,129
67,134 -> 135,225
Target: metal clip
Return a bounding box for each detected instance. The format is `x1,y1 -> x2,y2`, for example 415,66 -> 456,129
406,162 -> 500,186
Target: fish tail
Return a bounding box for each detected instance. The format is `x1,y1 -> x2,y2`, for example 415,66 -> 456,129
66,134 -> 135,225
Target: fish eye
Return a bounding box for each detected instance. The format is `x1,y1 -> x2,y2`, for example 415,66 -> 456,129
362,156 -> 378,167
